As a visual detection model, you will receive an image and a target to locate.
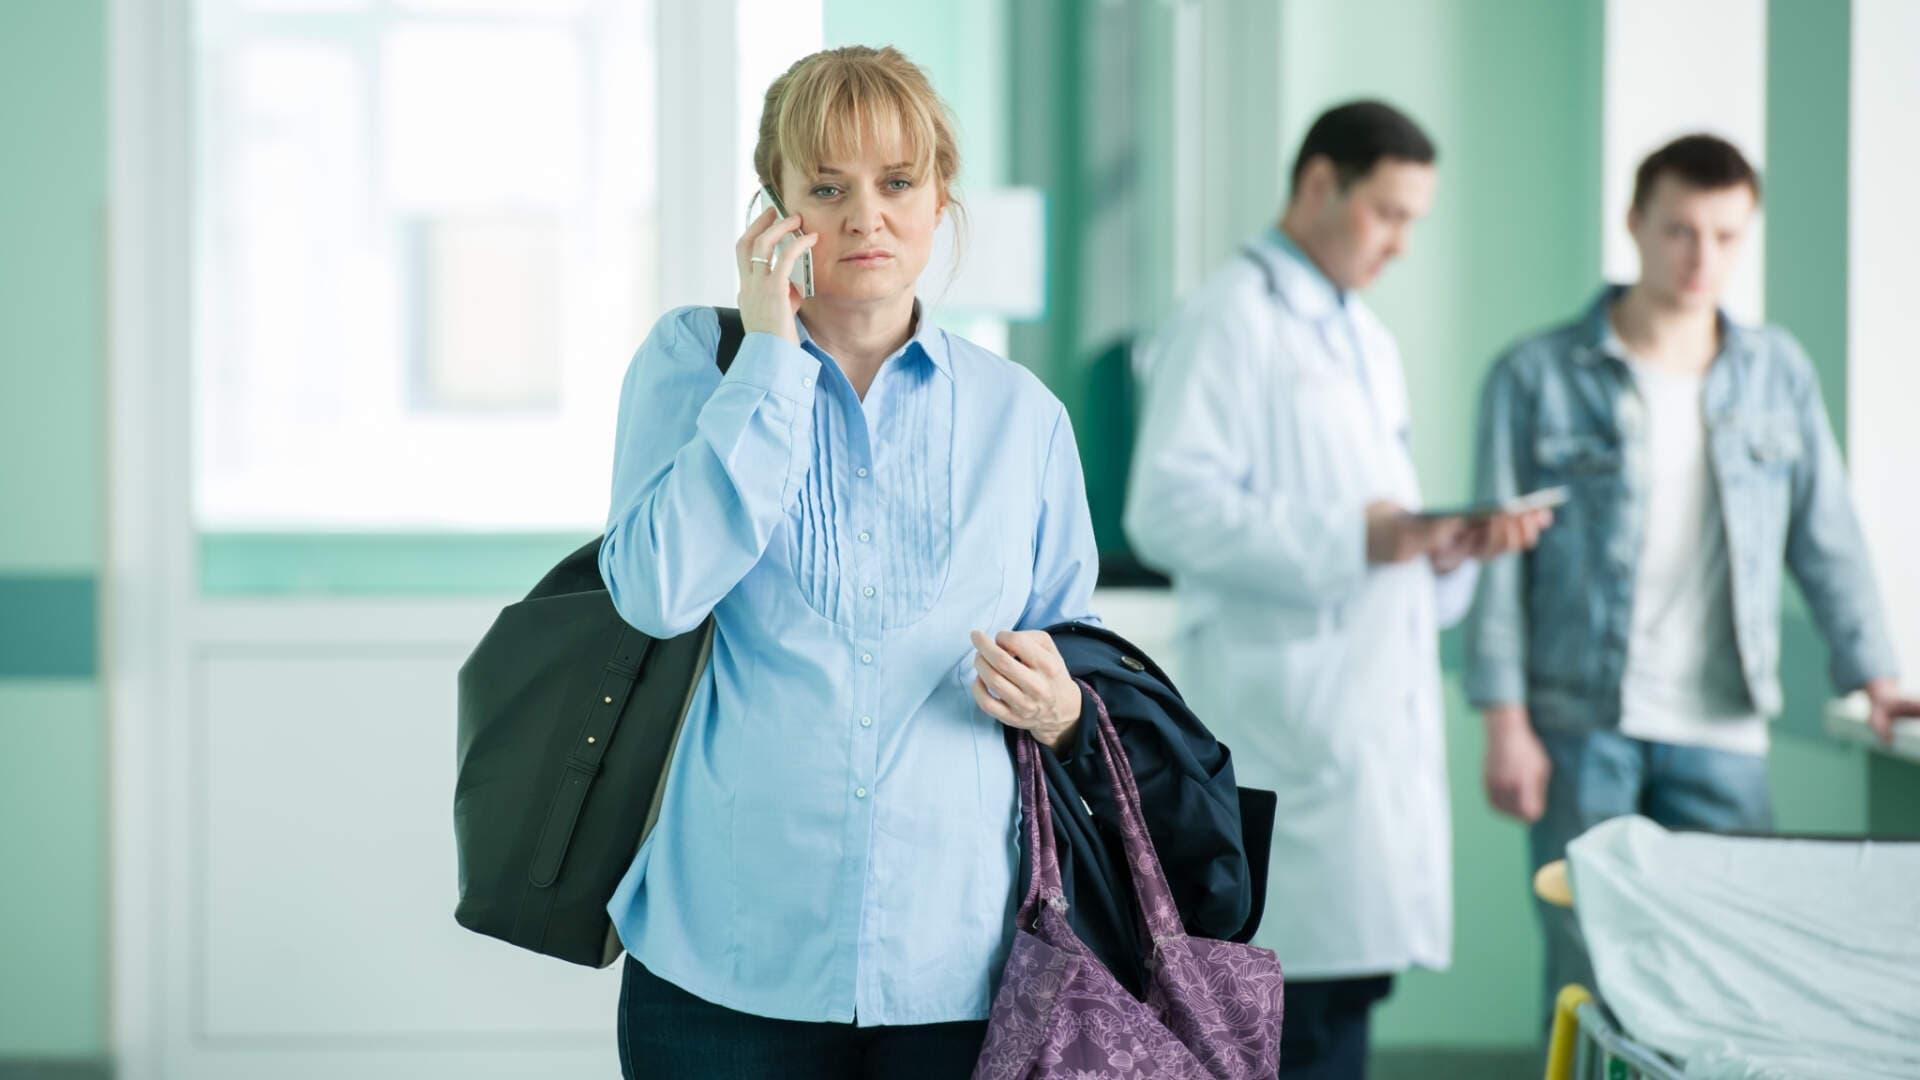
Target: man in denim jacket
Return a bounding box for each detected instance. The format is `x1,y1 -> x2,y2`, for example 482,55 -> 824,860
1465,134 -> 1918,1020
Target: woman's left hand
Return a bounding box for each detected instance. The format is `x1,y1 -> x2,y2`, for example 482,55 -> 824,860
969,629 -> 1083,752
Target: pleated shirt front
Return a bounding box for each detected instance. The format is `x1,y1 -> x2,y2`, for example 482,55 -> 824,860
600,305 -> 1100,1025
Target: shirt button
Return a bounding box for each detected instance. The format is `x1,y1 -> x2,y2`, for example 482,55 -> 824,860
860,715 -> 873,728
863,585 -> 876,598
857,530 -> 871,543
855,787 -> 868,799
856,466 -> 869,478
801,375 -> 814,389
861,652 -> 873,665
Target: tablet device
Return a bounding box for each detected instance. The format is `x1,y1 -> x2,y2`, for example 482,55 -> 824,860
1415,485 -> 1570,521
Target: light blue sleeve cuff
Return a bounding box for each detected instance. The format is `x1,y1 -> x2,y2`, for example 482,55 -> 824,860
726,331 -> 823,403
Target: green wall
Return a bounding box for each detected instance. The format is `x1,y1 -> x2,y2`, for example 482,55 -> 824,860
1764,0 -> 1920,838
1010,0 -> 1899,1059
199,532 -> 591,596
1278,0 -> 1607,511
1767,0 -> 1852,439
1272,0 -> 1606,1050
1762,0 -> 1874,835
1,0 -> 1909,1072
0,0 -> 109,1062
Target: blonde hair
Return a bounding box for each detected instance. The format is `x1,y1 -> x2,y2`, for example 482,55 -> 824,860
753,46 -> 961,212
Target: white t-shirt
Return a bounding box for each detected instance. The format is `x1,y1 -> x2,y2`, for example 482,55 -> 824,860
1616,354 -> 1769,756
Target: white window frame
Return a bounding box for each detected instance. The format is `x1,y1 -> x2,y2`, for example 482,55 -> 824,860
106,2 -> 774,1074
185,1 -> 748,533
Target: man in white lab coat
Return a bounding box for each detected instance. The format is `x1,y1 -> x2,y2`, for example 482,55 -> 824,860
1125,101 -> 1549,1079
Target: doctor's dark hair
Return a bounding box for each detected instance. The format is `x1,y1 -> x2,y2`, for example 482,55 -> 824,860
1287,100 -> 1436,195
1631,134 -> 1762,211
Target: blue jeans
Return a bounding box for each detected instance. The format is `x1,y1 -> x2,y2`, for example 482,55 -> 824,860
617,956 -> 987,1079
1527,728 -> 1773,1026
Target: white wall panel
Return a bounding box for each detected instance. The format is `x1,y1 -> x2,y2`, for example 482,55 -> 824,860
1603,0 -> 1766,322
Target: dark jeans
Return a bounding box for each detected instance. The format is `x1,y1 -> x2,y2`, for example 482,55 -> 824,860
617,956 -> 988,1079
1529,728 -> 1773,1028
1276,974 -> 1394,1080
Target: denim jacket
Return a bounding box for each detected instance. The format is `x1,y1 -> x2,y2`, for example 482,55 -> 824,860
1465,287 -> 1897,729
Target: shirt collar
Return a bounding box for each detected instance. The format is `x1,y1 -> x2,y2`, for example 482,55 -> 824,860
796,299 -> 950,378
1579,284 -> 1756,366
1252,226 -> 1349,322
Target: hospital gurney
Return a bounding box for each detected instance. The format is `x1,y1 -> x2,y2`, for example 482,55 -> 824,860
1543,983 -> 1683,1080
1534,817 -> 1920,1080
1537,861 -> 1684,1080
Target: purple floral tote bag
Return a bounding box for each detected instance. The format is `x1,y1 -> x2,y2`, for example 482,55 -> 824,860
974,680 -> 1284,1079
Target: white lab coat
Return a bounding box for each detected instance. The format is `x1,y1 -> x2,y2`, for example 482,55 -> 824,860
1124,233 -> 1476,978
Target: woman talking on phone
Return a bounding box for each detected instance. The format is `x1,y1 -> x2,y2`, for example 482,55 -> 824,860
598,46 -> 1100,1078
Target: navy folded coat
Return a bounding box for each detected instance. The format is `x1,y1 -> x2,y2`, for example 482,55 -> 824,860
1009,621 -> 1276,999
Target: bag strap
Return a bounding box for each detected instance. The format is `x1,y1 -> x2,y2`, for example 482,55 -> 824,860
523,309 -> 742,900
714,306 -> 745,373
1015,733 -> 1067,927
1079,677 -> 1188,944
525,632 -> 656,889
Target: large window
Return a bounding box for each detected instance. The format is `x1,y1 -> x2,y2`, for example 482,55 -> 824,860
192,0 -> 818,533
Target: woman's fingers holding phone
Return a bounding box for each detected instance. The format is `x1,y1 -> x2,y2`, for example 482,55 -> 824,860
734,207 -> 799,277
737,216 -> 810,343
735,207 -> 777,268
748,212 -> 804,266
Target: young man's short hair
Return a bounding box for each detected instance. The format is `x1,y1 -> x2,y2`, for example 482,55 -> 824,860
1288,100 -> 1437,194
1631,134 -> 1762,210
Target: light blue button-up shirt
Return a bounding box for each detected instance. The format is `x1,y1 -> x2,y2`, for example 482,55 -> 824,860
599,304 -> 1100,1025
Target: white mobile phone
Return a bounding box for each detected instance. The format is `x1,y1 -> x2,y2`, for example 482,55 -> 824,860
748,186 -> 815,299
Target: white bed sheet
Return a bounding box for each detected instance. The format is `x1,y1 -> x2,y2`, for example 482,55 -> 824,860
1568,816 -> 1920,1080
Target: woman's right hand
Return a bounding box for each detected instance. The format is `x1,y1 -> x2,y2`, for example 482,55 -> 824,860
735,207 -> 817,344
